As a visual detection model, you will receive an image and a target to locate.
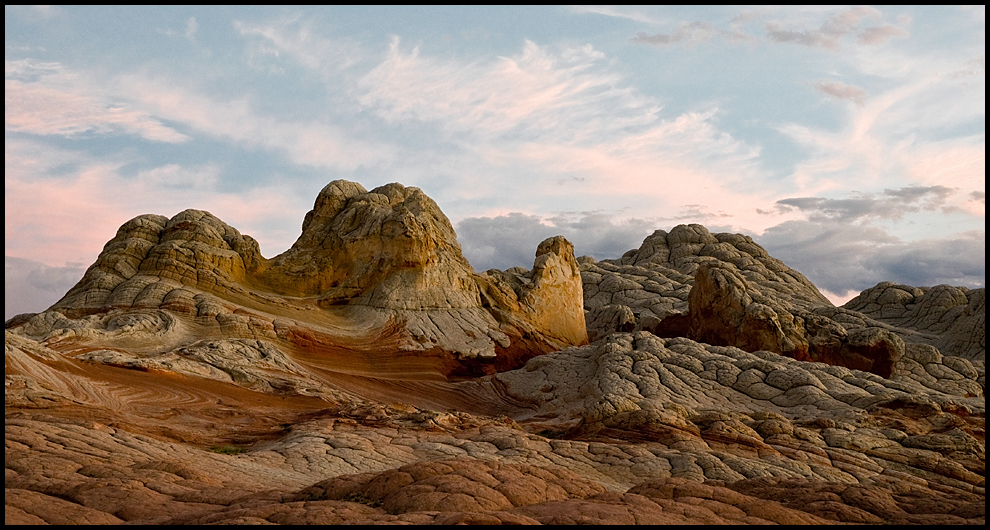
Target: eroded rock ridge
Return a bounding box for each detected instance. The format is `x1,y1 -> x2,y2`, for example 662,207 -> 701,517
40,180 -> 587,376
5,182 -> 984,525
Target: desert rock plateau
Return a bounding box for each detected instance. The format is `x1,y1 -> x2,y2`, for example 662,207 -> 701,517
5,181 -> 985,525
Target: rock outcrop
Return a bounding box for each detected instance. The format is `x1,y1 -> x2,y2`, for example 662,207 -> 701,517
581,224 -> 831,342
39,181 -> 587,376
4,183 -> 984,525
580,224 -> 984,380
843,282 -> 985,361
687,261 -> 905,377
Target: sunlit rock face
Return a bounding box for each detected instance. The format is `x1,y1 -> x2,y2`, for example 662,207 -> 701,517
5,182 -> 984,525
687,261 -> 905,378
38,180 -> 587,377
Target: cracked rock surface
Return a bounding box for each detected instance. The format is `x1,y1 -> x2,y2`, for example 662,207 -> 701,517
5,183 -> 985,525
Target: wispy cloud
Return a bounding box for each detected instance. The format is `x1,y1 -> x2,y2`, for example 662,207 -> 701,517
568,5 -> 664,25
778,65 -> 985,212
4,60 -> 189,142
5,7 -> 981,311
185,17 -> 199,40
358,38 -> 655,142
631,22 -> 717,47
351,38 -> 772,231
951,54 -> 985,79
630,6 -> 909,50
814,80 -> 867,105
234,17 -> 365,74
119,74 -> 391,170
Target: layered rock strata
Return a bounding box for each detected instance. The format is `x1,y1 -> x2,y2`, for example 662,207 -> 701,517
580,224 -> 984,378
843,282 -> 985,361
35,181 -> 587,376
581,224 -> 830,341
6,325 -> 985,524
5,182 -> 985,525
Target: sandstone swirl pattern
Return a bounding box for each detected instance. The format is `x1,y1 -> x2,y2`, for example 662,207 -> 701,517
5,180 -> 984,525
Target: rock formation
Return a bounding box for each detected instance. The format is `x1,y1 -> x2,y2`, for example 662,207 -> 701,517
5,183 -> 985,525
581,224 -> 831,341
578,224 -> 976,379
843,282 -> 985,361
33,180 -> 587,377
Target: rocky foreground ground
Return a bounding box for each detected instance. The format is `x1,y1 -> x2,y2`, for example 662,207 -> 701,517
5,181 -> 985,524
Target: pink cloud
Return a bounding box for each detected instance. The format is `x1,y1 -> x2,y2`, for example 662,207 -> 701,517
357,39 -> 655,141
4,139 -> 308,267
4,61 -> 188,142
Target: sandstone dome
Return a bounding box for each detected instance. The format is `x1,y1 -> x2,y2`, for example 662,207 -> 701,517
38,180 -> 588,378
5,180 -> 984,525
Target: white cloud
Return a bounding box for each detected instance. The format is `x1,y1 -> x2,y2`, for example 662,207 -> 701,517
358,38 -> 654,142
117,74 -> 392,170
4,60 -> 189,142
569,5 -> 664,25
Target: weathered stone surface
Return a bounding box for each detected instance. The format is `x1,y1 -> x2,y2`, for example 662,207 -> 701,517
582,225 -> 829,327
844,282 -> 985,361
4,185 -> 984,525
686,261 -> 908,376
31,181 -> 586,376
580,225 -> 981,380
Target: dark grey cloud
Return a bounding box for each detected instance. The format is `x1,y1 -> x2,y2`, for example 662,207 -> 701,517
458,210 -> 985,304
757,221 -> 984,296
775,186 -> 955,222
456,213 -> 658,272
5,256 -> 85,321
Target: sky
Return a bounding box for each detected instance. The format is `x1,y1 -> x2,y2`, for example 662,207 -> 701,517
5,5 -> 985,320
